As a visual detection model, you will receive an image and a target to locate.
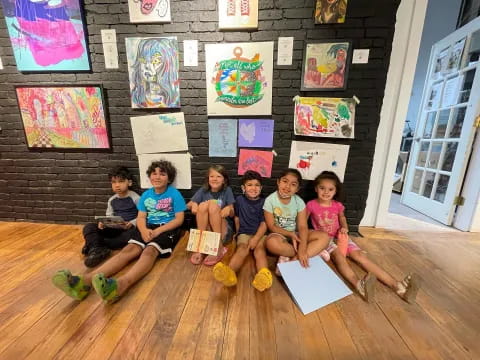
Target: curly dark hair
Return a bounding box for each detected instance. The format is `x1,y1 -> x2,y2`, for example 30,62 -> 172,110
146,160 -> 177,184
108,166 -> 133,182
313,171 -> 343,201
241,170 -> 263,185
278,168 -> 302,187
203,164 -> 229,191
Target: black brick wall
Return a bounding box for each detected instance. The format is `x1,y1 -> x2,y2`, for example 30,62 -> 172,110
0,0 -> 400,232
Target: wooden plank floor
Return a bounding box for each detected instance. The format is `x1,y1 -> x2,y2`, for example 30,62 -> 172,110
0,222 -> 479,360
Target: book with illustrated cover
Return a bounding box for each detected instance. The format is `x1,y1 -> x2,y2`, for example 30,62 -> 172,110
186,229 -> 221,256
94,216 -> 126,228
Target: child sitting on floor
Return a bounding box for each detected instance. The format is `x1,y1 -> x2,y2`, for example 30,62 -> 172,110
307,171 -> 421,303
213,170 -> 272,291
188,165 -> 234,266
52,160 -> 186,303
82,166 -> 140,267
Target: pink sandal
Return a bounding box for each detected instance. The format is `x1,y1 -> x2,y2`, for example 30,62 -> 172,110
203,247 -> 228,266
190,252 -> 205,265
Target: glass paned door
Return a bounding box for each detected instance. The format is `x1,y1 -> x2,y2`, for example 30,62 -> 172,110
402,25 -> 480,225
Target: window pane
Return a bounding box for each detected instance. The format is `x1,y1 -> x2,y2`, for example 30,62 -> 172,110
434,110 -> 449,138
427,142 -> 443,169
422,172 -> 436,198
434,175 -> 450,203
423,113 -> 436,139
441,142 -> 458,172
448,107 -> 466,138
458,69 -> 475,103
417,142 -> 430,167
411,170 -> 423,194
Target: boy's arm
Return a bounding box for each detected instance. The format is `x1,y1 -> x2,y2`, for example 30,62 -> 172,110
234,216 -> 240,236
296,209 -> 309,267
263,210 -> 295,238
152,212 -> 185,236
106,197 -> 114,216
339,211 -> 349,233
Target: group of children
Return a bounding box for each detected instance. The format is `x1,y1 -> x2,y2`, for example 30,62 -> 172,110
52,161 -> 421,305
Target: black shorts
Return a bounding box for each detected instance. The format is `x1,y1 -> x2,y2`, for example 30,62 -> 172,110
128,224 -> 181,258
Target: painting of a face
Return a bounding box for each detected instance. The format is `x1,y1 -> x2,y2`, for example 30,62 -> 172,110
140,0 -> 158,14
140,52 -> 163,82
129,0 -> 171,22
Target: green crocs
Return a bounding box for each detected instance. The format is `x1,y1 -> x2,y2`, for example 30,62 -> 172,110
52,269 -> 90,301
92,273 -> 120,304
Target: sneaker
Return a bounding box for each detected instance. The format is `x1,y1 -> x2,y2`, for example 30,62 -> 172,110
396,273 -> 421,304
252,268 -> 273,292
275,256 -> 291,276
52,269 -> 90,301
213,262 -> 237,287
92,273 -> 120,304
84,247 -> 111,268
356,273 -> 376,303
81,245 -> 90,256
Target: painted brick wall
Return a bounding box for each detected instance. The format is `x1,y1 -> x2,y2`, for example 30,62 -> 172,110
0,0 -> 400,232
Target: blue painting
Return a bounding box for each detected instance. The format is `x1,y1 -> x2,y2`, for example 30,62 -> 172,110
0,0 -> 90,71
209,118 -> 237,157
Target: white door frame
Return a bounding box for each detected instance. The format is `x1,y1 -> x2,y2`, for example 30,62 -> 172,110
361,0 -> 429,227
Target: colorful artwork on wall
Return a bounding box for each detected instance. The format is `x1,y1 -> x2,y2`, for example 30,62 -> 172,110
138,153 -> 191,189
288,141 -> 349,181
127,0 -> 171,23
126,37 -> 180,108
15,86 -> 109,149
209,118 -> 237,157
130,113 -> 188,154
294,97 -> 355,139
206,42 -> 274,116
238,149 -> 273,178
218,0 -> 258,30
315,0 -> 348,24
238,119 -> 274,148
0,0 -> 90,71
301,41 -> 351,91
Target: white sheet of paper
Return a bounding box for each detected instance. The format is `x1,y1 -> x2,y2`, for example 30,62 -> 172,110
352,49 -> 370,64
103,42 -> 119,69
101,29 -> 117,43
288,140 -> 349,181
138,153 -> 192,189
278,257 -> 352,315
183,40 -> 198,67
442,75 -> 462,107
0,56 -> 3,70
131,113 -> 188,154
277,37 -> 294,65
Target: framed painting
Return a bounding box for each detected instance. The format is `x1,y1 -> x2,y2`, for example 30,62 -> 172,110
0,0 -> 90,72
206,42 -> 273,116
218,0 -> 258,30
126,37 -> 180,109
128,0 -> 171,23
315,0 -> 348,24
15,85 -> 110,149
294,97 -> 355,139
301,40 -> 352,91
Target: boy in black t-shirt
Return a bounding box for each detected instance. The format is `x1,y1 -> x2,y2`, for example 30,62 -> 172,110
213,171 -> 272,292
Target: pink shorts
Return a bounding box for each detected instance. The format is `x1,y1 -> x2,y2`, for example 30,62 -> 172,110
326,237 -> 361,255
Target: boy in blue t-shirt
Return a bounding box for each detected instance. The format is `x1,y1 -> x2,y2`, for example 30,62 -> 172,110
52,160 -> 187,303
213,171 -> 272,292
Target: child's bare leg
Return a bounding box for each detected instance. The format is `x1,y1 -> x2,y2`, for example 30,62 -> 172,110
196,202 -> 210,230
306,230 -> 330,257
207,200 -> 223,233
253,242 -> 268,271
229,243 -> 250,272
203,210 -> 228,266
84,244 -> 142,284
265,234 -> 296,257
348,250 -> 397,288
252,240 -> 272,291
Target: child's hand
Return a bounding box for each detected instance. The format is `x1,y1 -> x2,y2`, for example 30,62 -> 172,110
339,227 -> 349,234
122,222 -> 133,230
220,207 -> 231,218
291,233 -> 301,252
141,229 -> 154,242
98,222 -> 105,230
298,243 -> 309,268
248,237 -> 259,250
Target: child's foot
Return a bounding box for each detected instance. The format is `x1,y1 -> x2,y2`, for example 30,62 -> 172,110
84,247 -> 111,268
356,273 -> 376,303
252,268 -> 273,292
319,250 -> 330,262
275,256 -> 291,276
203,247 -> 228,266
396,273 -> 422,304
52,269 -> 90,301
92,273 -> 120,304
190,252 -> 206,265
213,262 -> 237,287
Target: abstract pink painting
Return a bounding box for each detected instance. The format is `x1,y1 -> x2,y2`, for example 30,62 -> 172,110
238,149 -> 273,178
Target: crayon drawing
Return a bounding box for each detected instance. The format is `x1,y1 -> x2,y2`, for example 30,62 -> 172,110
209,119 -> 237,157
128,0 -> 171,23
130,113 -> 188,154
238,149 -> 273,178
0,0 -> 90,71
126,37 -> 180,108
238,119 -> 274,148
315,0 -> 348,24
294,97 -> 355,139
301,41 -> 351,91
288,141 -> 349,181
218,0 -> 258,30
206,42 -> 273,116
16,86 -> 109,149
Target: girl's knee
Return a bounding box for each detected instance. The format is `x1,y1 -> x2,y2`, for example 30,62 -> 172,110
207,200 -> 221,214
198,202 -> 209,212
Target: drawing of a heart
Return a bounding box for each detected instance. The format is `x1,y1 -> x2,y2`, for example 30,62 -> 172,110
240,122 -> 255,143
